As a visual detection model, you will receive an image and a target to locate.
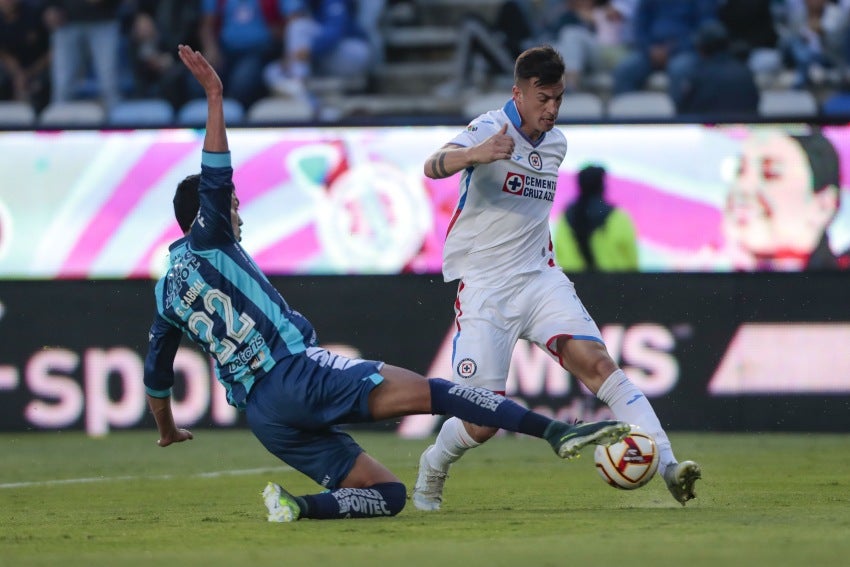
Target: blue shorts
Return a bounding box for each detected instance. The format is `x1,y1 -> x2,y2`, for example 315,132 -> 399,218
245,347 -> 384,489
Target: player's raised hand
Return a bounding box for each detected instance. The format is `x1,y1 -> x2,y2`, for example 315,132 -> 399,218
178,44 -> 223,97
473,123 -> 515,164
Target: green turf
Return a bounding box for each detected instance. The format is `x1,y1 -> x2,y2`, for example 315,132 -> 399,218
1,430 -> 848,567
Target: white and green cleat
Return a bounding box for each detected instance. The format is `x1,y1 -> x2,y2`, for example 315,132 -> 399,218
545,420 -> 631,459
262,481 -> 301,522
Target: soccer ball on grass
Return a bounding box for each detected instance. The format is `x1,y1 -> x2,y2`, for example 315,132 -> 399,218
593,425 -> 659,490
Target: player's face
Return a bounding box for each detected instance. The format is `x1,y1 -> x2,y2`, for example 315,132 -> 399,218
513,77 -> 564,140
230,193 -> 243,242
723,132 -> 834,258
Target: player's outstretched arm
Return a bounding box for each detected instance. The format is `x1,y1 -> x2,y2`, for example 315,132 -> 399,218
177,44 -> 228,154
424,123 -> 514,179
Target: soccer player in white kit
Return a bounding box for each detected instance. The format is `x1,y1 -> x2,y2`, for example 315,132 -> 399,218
413,45 -> 701,509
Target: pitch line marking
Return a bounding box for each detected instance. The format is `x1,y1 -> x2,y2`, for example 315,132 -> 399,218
0,465 -> 293,489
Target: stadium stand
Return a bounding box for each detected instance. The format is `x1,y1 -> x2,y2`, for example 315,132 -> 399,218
557,92 -> 605,122
757,89 -> 819,118
606,91 -> 676,119
0,0 -> 847,127
38,101 -> 106,128
107,99 -> 176,128
820,92 -> 850,117
177,97 -> 245,127
246,96 -> 315,124
0,101 -> 37,128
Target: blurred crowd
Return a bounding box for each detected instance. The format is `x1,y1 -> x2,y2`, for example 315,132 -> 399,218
1,0 -> 850,120
441,0 -> 850,116
0,0 -> 382,114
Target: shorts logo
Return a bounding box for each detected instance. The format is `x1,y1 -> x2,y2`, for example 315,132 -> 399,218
456,358 -> 477,378
528,151 -> 542,170
502,173 -> 524,195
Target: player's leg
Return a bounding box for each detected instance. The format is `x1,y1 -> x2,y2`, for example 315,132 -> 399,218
556,337 -> 700,504
257,429 -> 407,522
413,282 -> 515,510
247,355 -> 406,522
539,271 -> 701,505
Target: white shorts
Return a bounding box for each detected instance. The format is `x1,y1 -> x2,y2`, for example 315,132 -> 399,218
451,268 -> 603,391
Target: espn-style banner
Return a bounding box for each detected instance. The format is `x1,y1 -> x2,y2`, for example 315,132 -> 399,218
0,273 -> 848,435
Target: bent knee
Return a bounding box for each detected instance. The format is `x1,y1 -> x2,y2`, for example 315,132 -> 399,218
466,422 -> 498,444
375,481 -> 407,516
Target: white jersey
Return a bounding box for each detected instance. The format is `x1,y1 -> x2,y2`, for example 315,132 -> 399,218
443,99 -> 568,287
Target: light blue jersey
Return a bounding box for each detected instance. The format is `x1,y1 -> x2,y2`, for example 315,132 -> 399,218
144,151 -> 317,410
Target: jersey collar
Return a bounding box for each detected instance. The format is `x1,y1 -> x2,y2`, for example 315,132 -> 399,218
503,99 -> 546,147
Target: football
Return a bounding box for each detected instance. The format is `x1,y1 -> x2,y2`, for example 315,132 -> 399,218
594,425 -> 659,490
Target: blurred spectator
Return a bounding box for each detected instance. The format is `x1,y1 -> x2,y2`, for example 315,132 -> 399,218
611,0 -> 718,104
717,0 -> 783,77
555,0 -> 636,91
356,0 -> 386,70
196,0 -> 283,108
0,0 -> 51,110
678,20 -> 760,117
432,0 -> 559,98
43,0 -> 123,108
264,0 -> 373,101
781,0 -> 849,88
553,164 -> 639,272
127,0 -> 201,108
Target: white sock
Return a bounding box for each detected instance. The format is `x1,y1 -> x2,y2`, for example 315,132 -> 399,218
426,416 -> 481,472
596,369 -> 676,470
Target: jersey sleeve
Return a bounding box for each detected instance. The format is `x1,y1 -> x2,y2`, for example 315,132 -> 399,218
143,314 -> 183,398
189,150 -> 237,250
449,112 -> 501,148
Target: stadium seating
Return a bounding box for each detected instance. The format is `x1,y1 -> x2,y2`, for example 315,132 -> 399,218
38,101 -> 106,128
246,96 -> 315,124
821,93 -> 850,117
462,92 -> 511,120
0,101 -> 36,127
757,89 -> 819,118
177,98 -> 245,127
107,99 -> 175,128
557,92 -> 605,122
606,91 -> 676,119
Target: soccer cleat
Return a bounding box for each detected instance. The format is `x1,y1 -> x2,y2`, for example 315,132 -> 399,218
663,460 -> 702,506
412,445 -> 448,511
544,419 -> 631,459
262,481 -> 301,522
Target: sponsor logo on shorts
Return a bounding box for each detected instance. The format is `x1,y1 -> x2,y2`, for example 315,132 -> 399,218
456,358 -> 477,378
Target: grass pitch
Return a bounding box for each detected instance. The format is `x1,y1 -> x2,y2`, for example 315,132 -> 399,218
1,430 -> 849,567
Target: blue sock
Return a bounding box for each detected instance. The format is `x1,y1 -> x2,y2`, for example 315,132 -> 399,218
300,482 -> 406,520
428,378 -> 552,436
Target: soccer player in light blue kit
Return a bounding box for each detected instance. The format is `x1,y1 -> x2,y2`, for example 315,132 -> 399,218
143,45 -> 631,522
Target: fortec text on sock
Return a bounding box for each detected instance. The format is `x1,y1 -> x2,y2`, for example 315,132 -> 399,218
447,384 -> 502,411
333,488 -> 393,516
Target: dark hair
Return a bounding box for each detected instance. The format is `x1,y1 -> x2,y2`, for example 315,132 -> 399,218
578,165 -> 606,198
695,20 -> 729,56
173,173 -> 201,233
789,132 -> 841,194
514,45 -> 565,87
